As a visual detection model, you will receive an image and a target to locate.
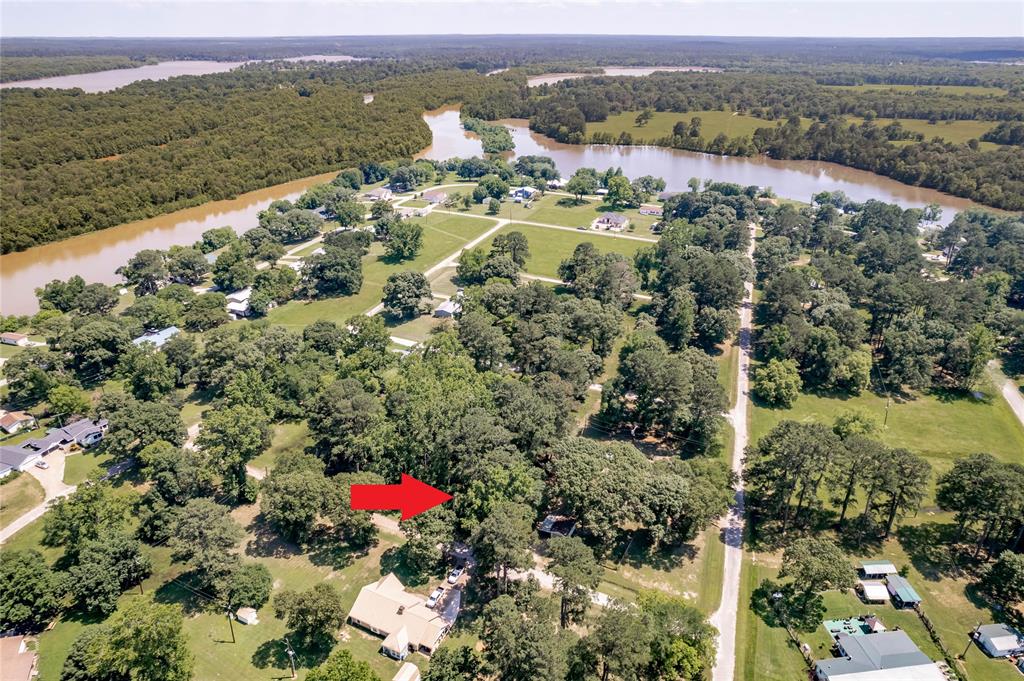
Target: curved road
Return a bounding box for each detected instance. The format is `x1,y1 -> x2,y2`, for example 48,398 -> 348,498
709,223 -> 756,681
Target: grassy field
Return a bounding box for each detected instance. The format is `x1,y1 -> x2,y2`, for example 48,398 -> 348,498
62,450 -> 115,485
269,214 -> 493,328
845,116 -> 1000,149
449,193 -> 661,235
750,378 -> 1024,504
0,472 -> 44,530
735,555 -> 809,681
480,222 -> 648,279
587,109 -> 812,144
249,421 -> 311,472
826,84 -> 1008,96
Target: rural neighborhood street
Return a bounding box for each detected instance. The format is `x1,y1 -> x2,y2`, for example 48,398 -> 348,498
0,450 -> 76,544
709,223 -> 756,681
989,361 -> 1024,429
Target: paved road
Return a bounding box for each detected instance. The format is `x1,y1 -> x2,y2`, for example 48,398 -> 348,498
0,450 -> 76,543
709,223 -> 756,681
988,361 -> 1024,428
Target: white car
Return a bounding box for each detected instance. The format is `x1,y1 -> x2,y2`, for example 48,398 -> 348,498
447,567 -> 464,584
426,587 -> 445,608
34,460 -> 50,469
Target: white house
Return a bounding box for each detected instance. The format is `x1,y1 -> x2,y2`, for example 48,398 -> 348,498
594,213 -> 629,232
0,411 -> 37,435
0,332 -> 30,347
225,287 -> 253,319
974,623 -> 1024,658
365,187 -> 393,201
132,326 -> 180,349
348,574 -> 454,658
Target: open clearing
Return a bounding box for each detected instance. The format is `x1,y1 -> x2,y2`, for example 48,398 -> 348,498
480,222 -> 648,279
586,109 -> 812,144
0,473 -> 45,531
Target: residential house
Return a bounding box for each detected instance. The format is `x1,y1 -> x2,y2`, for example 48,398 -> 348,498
226,287 -> 253,319
547,178 -> 567,190
392,662 -> 421,681
814,630 -> 945,681
0,417 -> 109,476
0,332 -> 30,346
974,623 -> 1024,658
433,299 -> 462,318
422,190 -> 448,205
366,187 -> 393,201
859,560 -> 898,578
509,186 -> 538,202
638,205 -> 663,216
0,636 -> 36,681
132,326 -> 180,349
886,575 -> 922,608
0,411 -> 37,435
347,573 -> 456,659
594,213 -> 629,232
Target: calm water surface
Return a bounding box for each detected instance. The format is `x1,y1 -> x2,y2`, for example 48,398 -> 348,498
527,66 -> 721,86
0,55 -> 360,93
0,106 -> 985,315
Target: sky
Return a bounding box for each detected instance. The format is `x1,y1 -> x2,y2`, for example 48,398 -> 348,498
1,0 -> 1022,38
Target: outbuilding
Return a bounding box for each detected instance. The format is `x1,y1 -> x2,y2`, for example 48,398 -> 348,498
974,623 -> 1024,658
235,607 -> 259,625
886,575 -> 922,608
433,300 -> 462,318
859,560 -> 898,578
392,662 -> 421,681
857,580 -> 890,604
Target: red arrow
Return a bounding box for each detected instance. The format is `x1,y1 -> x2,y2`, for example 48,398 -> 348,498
350,474 -> 452,521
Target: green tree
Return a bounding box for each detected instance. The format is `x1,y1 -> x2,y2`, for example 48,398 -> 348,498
566,173 -> 598,203
169,498 -> 244,595
0,550 -> 61,630
306,650 -> 382,681
753,358 -> 802,407
196,405 -> 271,499
471,502 -> 535,592
778,537 -> 855,620
634,109 -> 654,127
978,551 -> 1024,608
308,379 -> 389,472
593,602 -> 653,681
228,562 -> 274,610
43,482 -> 134,560
382,271 -> 432,319
183,292 -> 229,331
47,384 -> 90,419
487,198 -> 501,215
400,506 -> 455,581
480,595 -> 568,681
62,598 -> 193,681
273,583 -> 346,649
303,246 -> 364,297
548,536 -> 602,628
384,220 -> 424,261
605,175 -> 635,209
261,451 -> 333,543
139,440 -> 213,505
117,249 -> 167,297
166,246 -> 209,285
423,645 -> 484,681
67,532 -> 152,615
119,344 -> 177,400
491,231 -> 531,267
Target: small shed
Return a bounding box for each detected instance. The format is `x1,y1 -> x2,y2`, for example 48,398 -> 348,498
235,607 -> 259,625
860,560 -> 898,578
886,575 -> 922,608
857,580 -> 890,604
392,662 -> 421,681
539,514 -> 577,539
974,623 -> 1024,658
638,205 -> 663,216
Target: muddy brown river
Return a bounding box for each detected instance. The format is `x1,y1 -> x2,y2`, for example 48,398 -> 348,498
0,106 -> 986,315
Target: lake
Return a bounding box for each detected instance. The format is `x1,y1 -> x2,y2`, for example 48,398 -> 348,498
0,55 -> 360,93
0,106 -> 985,315
526,66 -> 722,86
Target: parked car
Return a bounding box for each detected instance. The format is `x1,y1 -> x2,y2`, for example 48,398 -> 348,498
426,586 -> 445,608
35,460 -> 49,469
447,567 -> 464,584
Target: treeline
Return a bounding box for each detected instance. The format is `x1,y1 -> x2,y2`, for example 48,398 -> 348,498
0,63 -> 505,253
462,72 -> 1024,210
461,116 -> 515,153
0,55 -> 156,82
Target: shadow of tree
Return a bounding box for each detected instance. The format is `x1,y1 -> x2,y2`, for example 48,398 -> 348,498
618,529 -> 698,573
378,545 -> 431,587
244,514 -> 303,560
895,522 -> 961,581
305,536 -> 363,570
152,573 -> 215,615
251,635 -> 331,671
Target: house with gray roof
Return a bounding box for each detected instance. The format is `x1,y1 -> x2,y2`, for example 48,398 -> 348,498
974,623 -> 1024,658
0,418 -> 108,478
132,326 -> 180,349
815,630 -> 944,681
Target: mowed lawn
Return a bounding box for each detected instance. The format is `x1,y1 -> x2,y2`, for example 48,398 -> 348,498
586,110 -> 812,144
845,116 -> 1001,148
0,472 -> 45,530
63,450 -> 115,486
249,421 -> 311,472
750,378 -> 1024,504
268,214 -> 494,328
480,223 -> 649,279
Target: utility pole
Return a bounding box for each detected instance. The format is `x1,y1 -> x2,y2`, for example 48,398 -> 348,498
285,638 -> 297,679
961,622 -> 981,658
225,609 -> 235,644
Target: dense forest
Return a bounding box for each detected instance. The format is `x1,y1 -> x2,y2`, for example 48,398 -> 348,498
0,62 -> 508,252
460,71 -> 1024,210
0,55 -> 157,82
